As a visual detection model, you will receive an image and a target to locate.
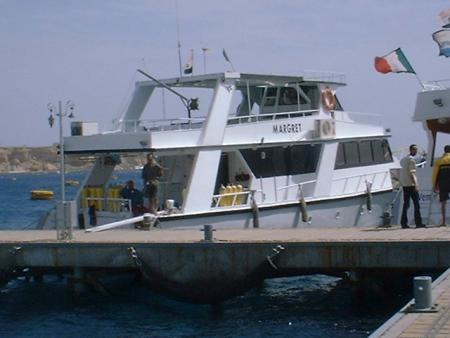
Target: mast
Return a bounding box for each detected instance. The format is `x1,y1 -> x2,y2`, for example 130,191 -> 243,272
175,0 -> 182,77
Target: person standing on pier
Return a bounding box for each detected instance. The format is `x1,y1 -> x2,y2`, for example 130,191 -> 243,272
432,145 -> 450,227
400,144 -> 425,228
142,153 -> 163,214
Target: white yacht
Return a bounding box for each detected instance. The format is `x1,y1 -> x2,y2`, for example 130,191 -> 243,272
411,80 -> 450,225
54,71 -> 401,230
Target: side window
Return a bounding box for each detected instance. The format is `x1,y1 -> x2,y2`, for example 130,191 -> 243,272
359,141 -> 372,164
372,139 -> 392,162
289,144 -> 322,174
301,85 -> 319,109
335,143 -> 345,168
335,139 -> 393,169
240,144 -> 322,178
264,88 -> 277,107
279,87 -> 298,106
344,142 -> 359,166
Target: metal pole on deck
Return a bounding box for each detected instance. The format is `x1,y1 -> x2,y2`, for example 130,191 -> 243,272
58,101 -> 65,203
48,100 -> 75,240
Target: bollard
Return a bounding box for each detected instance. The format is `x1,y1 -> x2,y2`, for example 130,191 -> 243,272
414,276 -> 432,310
143,213 -> 154,229
201,224 -> 215,242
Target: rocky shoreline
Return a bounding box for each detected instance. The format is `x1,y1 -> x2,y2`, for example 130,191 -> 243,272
0,146 -> 144,173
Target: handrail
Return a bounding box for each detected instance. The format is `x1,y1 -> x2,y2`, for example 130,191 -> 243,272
84,197 -> 131,212
117,117 -> 206,132
333,170 -> 390,196
333,111 -> 382,125
275,179 -> 317,202
212,190 -> 251,208
227,109 -> 318,125
118,109 -> 320,133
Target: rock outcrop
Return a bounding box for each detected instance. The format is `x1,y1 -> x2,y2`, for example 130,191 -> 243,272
0,146 -> 144,173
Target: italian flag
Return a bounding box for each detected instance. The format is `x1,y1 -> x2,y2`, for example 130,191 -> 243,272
374,48 -> 416,74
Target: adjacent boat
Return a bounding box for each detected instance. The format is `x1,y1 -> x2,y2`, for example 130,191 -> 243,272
31,190 -> 54,200
42,71 -> 401,229
410,80 -> 450,225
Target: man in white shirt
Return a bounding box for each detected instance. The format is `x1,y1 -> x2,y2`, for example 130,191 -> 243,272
399,144 -> 425,228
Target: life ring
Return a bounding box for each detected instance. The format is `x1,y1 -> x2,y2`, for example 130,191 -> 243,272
321,88 -> 336,111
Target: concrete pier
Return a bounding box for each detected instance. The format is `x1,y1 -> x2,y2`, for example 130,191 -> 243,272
1,226 -> 450,302
370,268 -> 450,337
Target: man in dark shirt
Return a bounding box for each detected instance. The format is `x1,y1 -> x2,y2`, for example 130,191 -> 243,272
121,180 -> 144,216
142,153 -> 163,214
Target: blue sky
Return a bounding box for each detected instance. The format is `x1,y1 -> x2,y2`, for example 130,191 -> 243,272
1,0 -> 449,151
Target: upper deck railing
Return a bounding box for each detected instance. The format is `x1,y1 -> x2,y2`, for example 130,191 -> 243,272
300,70 -> 346,84
117,109 -> 319,132
227,109 -> 318,125
333,110 -> 383,126
422,79 -> 450,91
116,108 -> 382,133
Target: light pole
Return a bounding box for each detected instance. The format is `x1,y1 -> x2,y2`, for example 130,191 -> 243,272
201,47 -> 209,74
48,100 -> 75,239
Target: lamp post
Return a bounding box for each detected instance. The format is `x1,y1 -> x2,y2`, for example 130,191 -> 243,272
201,47 -> 209,74
48,100 -> 75,239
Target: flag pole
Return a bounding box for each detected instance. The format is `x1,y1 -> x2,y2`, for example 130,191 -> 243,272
175,0 -> 182,77
414,74 -> 425,89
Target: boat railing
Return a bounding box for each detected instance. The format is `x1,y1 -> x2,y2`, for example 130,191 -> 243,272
212,190 -> 252,208
333,111 -> 383,125
422,79 -> 450,91
275,179 -> 317,202
83,197 -> 132,213
118,118 -> 205,133
332,170 -> 390,196
300,70 -> 346,83
227,110 -> 318,125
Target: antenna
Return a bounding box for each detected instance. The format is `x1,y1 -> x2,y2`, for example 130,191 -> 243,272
175,0 -> 182,77
201,47 -> 209,73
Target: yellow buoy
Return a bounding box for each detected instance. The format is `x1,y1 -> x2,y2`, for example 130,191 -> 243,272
30,190 -> 54,200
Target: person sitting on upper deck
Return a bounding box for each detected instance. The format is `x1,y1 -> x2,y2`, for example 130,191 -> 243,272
120,180 -> 144,216
280,87 -> 298,105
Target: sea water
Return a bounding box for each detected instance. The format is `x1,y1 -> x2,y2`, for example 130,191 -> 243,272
0,171 -> 405,337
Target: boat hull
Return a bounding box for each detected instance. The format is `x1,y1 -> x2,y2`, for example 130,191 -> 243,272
156,190 -> 397,229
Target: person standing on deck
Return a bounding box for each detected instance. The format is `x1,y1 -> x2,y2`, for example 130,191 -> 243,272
121,180 -> 144,217
142,153 -> 163,214
399,144 -> 426,228
432,145 -> 450,227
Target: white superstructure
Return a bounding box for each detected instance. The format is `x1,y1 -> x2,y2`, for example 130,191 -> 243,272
52,71 -> 400,230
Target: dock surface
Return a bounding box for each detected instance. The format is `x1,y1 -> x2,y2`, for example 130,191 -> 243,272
371,268 -> 450,337
1,225 -> 450,243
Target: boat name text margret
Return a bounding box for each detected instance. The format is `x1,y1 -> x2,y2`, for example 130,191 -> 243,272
273,123 -> 302,133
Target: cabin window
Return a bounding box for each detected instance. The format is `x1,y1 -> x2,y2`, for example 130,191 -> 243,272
335,139 -> 393,169
335,143 -> 345,167
372,139 -> 393,162
279,87 -> 299,106
344,142 -> 359,166
288,144 -> 322,174
240,144 -> 322,178
359,141 -> 373,164
264,88 -> 278,107
301,85 -> 319,110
